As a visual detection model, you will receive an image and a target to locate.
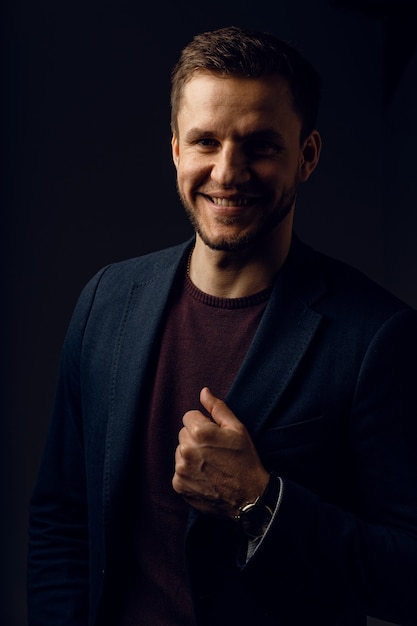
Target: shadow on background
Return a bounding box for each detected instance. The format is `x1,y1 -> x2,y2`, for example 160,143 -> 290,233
2,1 -> 416,624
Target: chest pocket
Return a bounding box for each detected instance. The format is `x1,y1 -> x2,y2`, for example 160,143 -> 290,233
258,414 -> 326,449
255,414 -> 329,470
254,412 -> 351,500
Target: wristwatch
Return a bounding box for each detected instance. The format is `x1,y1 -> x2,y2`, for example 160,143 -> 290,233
236,473 -> 280,539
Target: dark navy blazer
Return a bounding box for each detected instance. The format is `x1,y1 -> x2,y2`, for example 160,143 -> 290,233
28,236 -> 417,626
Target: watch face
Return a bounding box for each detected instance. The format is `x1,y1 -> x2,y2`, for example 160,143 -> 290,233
240,501 -> 273,539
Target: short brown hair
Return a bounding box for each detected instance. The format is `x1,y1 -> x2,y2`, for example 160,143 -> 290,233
171,25 -> 320,141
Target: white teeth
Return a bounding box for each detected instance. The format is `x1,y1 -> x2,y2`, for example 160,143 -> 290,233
210,197 -> 248,207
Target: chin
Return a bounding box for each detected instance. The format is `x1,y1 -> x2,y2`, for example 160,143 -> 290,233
196,222 -> 267,252
200,234 -> 252,252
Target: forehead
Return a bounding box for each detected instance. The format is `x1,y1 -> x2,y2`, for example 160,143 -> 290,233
177,72 -> 301,135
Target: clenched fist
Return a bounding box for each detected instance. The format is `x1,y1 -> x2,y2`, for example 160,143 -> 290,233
172,387 -> 269,520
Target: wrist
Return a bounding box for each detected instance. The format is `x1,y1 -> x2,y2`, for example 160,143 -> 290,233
235,472 -> 280,539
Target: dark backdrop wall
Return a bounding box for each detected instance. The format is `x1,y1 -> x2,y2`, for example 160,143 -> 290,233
2,1 -> 416,625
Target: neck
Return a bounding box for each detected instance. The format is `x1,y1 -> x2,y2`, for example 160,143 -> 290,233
188,227 -> 292,298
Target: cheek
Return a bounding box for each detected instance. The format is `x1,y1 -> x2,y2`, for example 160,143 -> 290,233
264,164 -> 298,190
179,160 -> 209,188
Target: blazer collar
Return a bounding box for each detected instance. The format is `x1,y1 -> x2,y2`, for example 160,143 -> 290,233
105,234 -> 326,461
103,240 -> 192,531
104,235 -> 326,528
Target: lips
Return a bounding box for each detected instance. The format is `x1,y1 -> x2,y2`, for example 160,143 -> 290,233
209,196 -> 249,207
199,191 -> 257,208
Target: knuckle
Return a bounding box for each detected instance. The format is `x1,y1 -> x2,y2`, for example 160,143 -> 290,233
191,421 -> 214,443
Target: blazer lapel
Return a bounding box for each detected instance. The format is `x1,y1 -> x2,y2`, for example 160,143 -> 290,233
103,236 -> 326,536
225,237 -> 326,438
103,241 -> 192,533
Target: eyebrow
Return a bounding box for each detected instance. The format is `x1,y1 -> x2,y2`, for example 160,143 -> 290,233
184,127 -> 286,144
184,129 -> 216,143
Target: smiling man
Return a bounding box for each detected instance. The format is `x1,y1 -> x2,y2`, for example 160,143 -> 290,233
28,26 -> 417,626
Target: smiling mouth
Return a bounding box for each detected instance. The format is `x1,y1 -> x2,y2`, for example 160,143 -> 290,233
207,195 -> 251,207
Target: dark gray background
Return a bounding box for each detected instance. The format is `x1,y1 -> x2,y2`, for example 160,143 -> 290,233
2,0 -> 416,624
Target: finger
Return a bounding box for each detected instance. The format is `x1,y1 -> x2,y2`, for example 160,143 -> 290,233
178,426 -> 188,446
199,387 -> 243,429
182,408 -> 212,427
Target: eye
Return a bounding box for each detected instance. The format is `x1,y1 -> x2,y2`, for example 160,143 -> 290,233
245,139 -> 282,158
196,137 -> 218,149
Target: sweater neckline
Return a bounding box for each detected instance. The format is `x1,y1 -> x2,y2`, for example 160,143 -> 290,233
184,273 -> 272,310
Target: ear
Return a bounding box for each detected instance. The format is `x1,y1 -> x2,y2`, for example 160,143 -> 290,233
171,132 -> 179,168
298,130 -> 322,183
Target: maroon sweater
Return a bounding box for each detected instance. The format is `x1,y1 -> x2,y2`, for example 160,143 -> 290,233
116,273 -> 270,625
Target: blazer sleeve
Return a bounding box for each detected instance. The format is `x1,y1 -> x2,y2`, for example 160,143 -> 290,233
241,307 -> 417,626
27,267 -> 109,626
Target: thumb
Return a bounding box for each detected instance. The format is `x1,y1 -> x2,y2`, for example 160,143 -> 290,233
199,387 -> 241,429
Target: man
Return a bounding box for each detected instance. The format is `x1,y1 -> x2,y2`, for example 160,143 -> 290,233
28,26 -> 417,626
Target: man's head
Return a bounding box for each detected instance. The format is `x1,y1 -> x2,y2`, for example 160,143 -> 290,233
171,26 -> 322,256
171,25 -> 321,142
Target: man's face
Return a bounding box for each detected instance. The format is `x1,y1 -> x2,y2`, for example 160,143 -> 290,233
172,72 -> 319,252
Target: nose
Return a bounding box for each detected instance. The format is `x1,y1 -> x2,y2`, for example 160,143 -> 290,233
211,144 -> 251,187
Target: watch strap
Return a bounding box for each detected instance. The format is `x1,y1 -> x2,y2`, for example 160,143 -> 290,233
260,471 -> 280,511
235,472 -> 281,538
